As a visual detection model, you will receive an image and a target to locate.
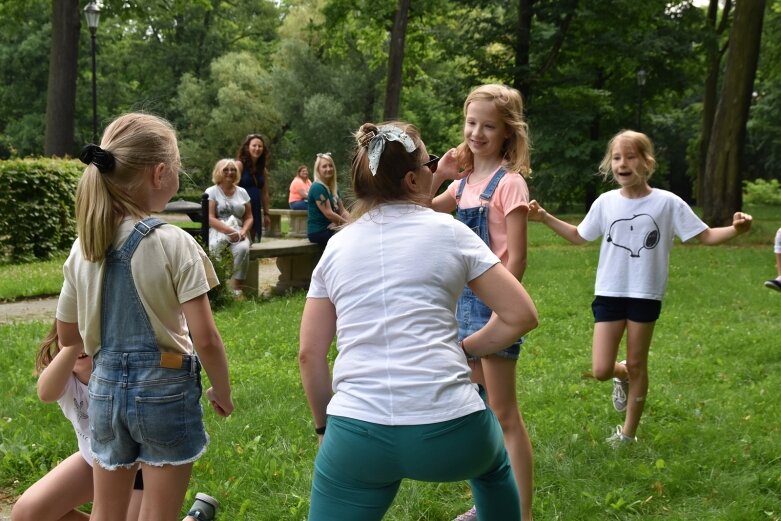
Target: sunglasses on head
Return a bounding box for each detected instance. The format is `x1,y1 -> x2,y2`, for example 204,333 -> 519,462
419,154 -> 440,174
317,152 -> 332,158
245,134 -> 263,142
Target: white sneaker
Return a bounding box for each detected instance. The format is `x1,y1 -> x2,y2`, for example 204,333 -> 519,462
453,505 -> 477,521
606,424 -> 637,448
612,360 -> 629,412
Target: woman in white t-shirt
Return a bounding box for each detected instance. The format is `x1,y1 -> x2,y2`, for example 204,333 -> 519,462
298,122 -> 539,520
205,159 -> 253,296
529,130 -> 752,447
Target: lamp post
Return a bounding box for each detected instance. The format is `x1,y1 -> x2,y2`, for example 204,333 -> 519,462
84,2 -> 101,144
636,68 -> 646,131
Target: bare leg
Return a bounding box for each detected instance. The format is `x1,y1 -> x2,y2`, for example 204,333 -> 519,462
621,320 -> 655,438
90,463 -> 138,521
136,463 -> 193,521
591,320 -> 626,381
775,252 -> 781,279
480,355 -> 533,521
10,452 -> 92,521
126,489 -> 143,521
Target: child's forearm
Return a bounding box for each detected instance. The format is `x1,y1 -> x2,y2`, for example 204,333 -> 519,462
38,344 -> 80,402
540,211 -> 587,245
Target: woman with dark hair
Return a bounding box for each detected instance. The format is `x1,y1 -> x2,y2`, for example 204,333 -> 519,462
299,121 -> 539,520
236,133 -> 271,241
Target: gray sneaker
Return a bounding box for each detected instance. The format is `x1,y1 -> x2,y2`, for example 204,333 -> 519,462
606,425 -> 637,448
612,360 -> 629,412
187,493 -> 220,521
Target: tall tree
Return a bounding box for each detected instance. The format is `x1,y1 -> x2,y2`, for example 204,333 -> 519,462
702,0 -> 766,225
383,0 -> 410,120
44,0 -> 79,156
696,0 -> 732,202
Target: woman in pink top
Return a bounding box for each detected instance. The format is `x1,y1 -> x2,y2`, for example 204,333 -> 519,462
289,164 -> 312,210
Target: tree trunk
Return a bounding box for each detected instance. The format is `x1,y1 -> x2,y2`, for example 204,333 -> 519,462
702,0 -> 765,225
44,0 -> 80,157
383,0 -> 410,120
514,0 -> 533,106
696,0 -> 731,203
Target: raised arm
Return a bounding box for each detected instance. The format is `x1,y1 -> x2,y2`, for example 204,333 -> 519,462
695,211 -> 753,245
42,321 -> 83,402
299,297 -> 336,439
528,200 -> 587,245
462,263 -> 539,357
430,148 -> 463,213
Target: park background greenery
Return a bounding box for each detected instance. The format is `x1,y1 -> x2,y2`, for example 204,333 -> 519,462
1,208 -> 780,520
0,1 -> 779,213
1,0 -> 780,518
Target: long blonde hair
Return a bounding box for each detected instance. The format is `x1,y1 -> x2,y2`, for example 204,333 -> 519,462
456,84 -> 531,177
313,153 -> 339,198
75,113 -> 179,261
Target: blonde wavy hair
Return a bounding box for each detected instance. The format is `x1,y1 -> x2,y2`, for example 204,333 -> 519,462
75,113 -> 179,261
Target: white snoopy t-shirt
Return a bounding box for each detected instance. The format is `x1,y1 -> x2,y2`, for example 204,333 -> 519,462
577,189 -> 707,301
57,374 -> 92,465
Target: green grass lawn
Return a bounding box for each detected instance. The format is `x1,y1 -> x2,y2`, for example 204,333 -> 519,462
0,206 -> 780,519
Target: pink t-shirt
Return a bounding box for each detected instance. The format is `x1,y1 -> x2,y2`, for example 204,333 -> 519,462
289,177 -> 312,203
445,168 -> 529,264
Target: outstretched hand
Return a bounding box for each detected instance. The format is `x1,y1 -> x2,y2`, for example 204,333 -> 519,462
732,211 -> 753,234
528,200 -> 547,222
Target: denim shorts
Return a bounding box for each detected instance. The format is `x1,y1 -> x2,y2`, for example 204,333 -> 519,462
88,351 -> 208,469
591,295 -> 662,323
457,287 -> 524,360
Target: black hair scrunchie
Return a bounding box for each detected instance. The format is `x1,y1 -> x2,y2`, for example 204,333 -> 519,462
79,143 -> 116,174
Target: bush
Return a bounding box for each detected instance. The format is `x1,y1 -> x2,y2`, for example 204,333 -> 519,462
743,178 -> 781,206
0,158 -> 82,261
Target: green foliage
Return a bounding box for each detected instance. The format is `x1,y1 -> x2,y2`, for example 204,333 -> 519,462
0,159 -> 80,261
743,178 -> 781,206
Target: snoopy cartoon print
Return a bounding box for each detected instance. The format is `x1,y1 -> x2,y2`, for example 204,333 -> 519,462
606,214 -> 660,257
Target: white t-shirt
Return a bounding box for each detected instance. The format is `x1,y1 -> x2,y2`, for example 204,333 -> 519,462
57,374 -> 91,465
308,203 -> 500,426
577,189 -> 708,301
205,185 -> 250,243
57,219 -> 219,356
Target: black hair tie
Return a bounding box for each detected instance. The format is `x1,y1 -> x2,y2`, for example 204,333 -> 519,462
79,143 -> 116,173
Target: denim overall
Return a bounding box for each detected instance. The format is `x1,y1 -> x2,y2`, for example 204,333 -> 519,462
88,218 -> 207,469
455,168 -> 523,359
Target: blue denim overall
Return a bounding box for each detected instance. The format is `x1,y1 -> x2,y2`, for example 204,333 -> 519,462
88,218 -> 207,469
455,168 -> 523,359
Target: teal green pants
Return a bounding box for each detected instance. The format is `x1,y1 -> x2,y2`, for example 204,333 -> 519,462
308,407 -> 519,520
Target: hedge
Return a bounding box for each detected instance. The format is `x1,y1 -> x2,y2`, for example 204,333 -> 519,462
0,158 -> 82,261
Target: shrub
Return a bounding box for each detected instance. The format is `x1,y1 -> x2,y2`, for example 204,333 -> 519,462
743,178 -> 781,206
0,158 -> 82,261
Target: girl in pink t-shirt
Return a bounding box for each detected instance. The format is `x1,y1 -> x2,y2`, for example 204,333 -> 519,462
431,84 -> 534,521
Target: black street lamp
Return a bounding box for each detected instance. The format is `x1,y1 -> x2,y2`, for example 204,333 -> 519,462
84,2 -> 101,144
636,68 -> 646,131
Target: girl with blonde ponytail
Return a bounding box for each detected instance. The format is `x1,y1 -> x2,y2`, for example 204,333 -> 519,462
58,113 -> 233,521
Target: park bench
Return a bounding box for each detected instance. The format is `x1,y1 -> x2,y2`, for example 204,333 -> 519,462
266,209 -> 308,238
162,197 -> 320,294
244,238 -> 323,295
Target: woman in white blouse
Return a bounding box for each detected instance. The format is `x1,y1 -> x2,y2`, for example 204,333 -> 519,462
204,158 -> 253,295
